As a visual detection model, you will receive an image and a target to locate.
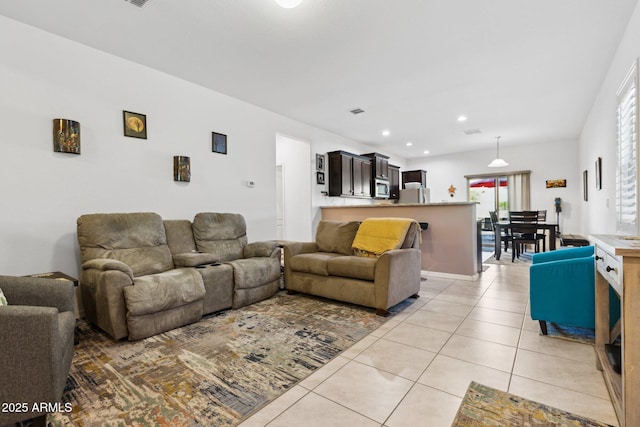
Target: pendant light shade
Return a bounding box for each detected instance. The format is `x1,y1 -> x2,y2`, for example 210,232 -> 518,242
274,0 -> 302,8
488,136 -> 509,168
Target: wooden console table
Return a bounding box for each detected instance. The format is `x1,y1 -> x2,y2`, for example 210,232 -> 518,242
590,234 -> 640,427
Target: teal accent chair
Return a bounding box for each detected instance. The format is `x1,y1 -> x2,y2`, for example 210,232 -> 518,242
530,246 -> 620,334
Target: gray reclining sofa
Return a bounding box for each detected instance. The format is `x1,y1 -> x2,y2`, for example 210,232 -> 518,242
77,212 -> 281,340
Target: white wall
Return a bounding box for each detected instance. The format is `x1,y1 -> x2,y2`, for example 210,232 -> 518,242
0,16 -> 393,276
406,139 -> 582,234
580,2 -> 640,234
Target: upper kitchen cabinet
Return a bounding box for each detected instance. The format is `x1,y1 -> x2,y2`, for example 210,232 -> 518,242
402,169 -> 427,188
363,153 -> 389,179
328,151 -> 372,197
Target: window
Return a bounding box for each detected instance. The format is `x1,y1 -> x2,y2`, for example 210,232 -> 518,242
616,59 -> 639,235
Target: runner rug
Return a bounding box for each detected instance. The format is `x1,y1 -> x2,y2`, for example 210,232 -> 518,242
49,292 -> 387,426
452,382 -> 613,426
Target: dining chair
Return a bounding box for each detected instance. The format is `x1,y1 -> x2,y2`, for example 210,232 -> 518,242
509,211 -> 546,261
489,211 -> 511,252
536,210 -> 548,250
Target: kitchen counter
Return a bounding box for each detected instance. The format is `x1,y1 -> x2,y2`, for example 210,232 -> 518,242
321,203 -> 479,279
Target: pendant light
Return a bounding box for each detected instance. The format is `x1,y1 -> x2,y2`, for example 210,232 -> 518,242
488,136 -> 509,168
274,0 -> 302,8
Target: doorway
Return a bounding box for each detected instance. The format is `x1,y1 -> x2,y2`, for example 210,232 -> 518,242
275,134 -> 312,241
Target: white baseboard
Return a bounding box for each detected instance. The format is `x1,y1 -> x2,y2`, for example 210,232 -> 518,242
421,270 -> 479,282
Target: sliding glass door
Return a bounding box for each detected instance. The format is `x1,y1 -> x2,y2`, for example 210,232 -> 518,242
468,176 -> 509,220
466,171 -> 531,220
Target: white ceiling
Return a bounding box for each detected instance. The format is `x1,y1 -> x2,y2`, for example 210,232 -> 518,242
0,0 -> 637,159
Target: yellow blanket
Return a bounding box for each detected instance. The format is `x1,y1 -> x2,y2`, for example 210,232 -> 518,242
352,218 -> 414,257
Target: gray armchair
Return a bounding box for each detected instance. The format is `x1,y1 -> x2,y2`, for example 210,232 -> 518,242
0,276 -> 75,426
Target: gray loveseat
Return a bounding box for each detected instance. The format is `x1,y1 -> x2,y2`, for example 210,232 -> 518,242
283,219 -> 422,315
77,212 -> 280,340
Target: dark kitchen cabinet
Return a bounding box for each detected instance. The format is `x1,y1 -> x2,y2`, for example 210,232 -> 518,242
363,152 -> 389,179
402,169 -> 427,189
389,164 -> 400,199
328,151 -> 372,197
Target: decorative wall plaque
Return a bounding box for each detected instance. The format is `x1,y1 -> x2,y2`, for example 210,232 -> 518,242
53,119 -> 80,154
173,156 -> 191,182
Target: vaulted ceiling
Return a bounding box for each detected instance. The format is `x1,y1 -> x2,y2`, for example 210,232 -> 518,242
1,0 -> 637,159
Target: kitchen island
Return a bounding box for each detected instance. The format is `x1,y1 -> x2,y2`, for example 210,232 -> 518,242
321,202 -> 478,279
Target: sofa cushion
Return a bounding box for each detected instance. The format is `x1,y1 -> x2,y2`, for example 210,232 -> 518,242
164,219 -> 197,255
77,212 -> 174,277
315,221 -> 360,255
124,268 -> 206,316
227,257 -> 281,290
193,213 -> 248,261
289,252 -> 343,276
327,256 -> 376,281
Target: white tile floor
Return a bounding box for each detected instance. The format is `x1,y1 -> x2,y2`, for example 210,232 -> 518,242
239,261 -> 619,427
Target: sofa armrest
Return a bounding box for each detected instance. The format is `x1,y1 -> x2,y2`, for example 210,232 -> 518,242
0,275 -> 74,313
80,263 -> 135,340
283,241 -> 318,257
173,252 -> 219,267
82,258 -> 134,279
0,306 -> 65,418
244,241 -> 282,258
374,248 -> 421,310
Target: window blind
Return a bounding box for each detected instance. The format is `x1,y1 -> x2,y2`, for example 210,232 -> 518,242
617,59 -> 639,235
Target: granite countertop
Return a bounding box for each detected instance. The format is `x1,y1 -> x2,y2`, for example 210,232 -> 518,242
320,202 -> 477,208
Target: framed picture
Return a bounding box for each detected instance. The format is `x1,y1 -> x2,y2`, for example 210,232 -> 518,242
212,132 -> 227,154
545,179 -> 567,188
316,171 -> 325,185
123,111 -> 147,139
595,157 -> 602,190
316,153 -> 325,171
583,170 -> 588,201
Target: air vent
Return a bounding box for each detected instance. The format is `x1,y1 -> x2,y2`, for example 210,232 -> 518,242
125,0 -> 150,7
350,108 -> 365,115
463,128 -> 482,135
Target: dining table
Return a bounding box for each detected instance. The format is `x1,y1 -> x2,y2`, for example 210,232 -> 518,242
494,221 -> 559,260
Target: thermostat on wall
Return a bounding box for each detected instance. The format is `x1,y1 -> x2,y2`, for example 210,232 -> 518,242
247,180 -> 255,188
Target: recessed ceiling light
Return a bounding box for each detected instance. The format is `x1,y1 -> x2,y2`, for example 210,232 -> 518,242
382,130 -> 391,137
406,142 -> 413,146
457,115 -> 468,122
423,150 -> 430,155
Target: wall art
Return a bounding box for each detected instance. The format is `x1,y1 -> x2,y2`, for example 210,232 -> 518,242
316,171 -> 325,185
212,132 -> 227,154
123,111 -> 147,139
595,157 -> 602,190
53,118 -> 80,154
545,179 -> 566,188
173,156 -> 191,182
316,153 -> 325,171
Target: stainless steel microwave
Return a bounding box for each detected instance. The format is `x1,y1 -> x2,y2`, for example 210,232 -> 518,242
375,178 -> 390,198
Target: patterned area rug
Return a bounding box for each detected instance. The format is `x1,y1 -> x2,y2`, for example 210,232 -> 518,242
545,322 -> 595,344
49,292 -> 387,426
452,382 -> 613,426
